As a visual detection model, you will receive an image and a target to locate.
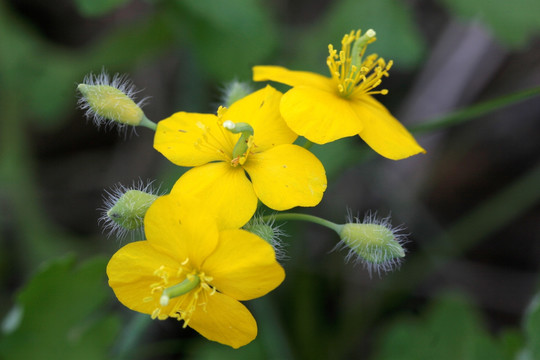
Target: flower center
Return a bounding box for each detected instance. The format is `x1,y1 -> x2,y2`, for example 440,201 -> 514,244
191,107 -> 258,166
146,259 -> 216,327
326,29 -> 393,98
222,119 -> 256,167
192,118 -> 235,163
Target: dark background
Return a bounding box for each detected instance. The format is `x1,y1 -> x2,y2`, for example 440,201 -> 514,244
1,0 -> 539,359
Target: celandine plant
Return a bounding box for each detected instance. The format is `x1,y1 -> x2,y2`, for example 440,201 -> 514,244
77,29 -> 424,348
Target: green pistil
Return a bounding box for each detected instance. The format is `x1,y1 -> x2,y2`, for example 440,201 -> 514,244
350,29 -> 376,70
160,275 -> 200,306
223,121 -> 254,159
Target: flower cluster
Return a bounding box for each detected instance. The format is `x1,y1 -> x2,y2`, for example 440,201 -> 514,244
78,29 -> 423,348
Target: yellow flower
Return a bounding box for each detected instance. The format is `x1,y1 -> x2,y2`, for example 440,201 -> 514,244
253,29 -> 426,160
106,195 -> 285,348
154,85 -> 327,228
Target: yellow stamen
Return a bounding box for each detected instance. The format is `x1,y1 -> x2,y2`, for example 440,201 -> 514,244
327,29 -> 392,98
231,135 -> 256,167
192,121 -> 232,162
147,263 -> 217,327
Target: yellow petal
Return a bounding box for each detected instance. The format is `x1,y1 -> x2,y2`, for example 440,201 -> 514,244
253,65 -> 334,91
243,144 -> 327,210
188,291 -> 257,349
106,241 -> 180,316
144,195 -> 219,269
350,96 -> 426,160
222,85 -> 297,151
154,112 -> 234,166
203,229 -> 285,300
280,86 -> 364,144
171,162 -> 257,229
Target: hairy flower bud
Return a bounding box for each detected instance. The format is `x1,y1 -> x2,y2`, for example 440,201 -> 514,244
335,212 -> 407,276
220,80 -> 253,107
100,181 -> 160,239
77,71 -> 156,130
244,215 -> 288,260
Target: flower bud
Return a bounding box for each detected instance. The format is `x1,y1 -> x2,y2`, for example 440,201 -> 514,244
335,213 -> 406,275
244,215 -> 288,260
100,181 -> 160,239
244,223 -> 275,244
220,80 -> 253,107
77,71 -> 155,130
107,190 -> 158,230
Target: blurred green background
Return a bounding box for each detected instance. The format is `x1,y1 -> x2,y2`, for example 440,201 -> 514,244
1,0 -> 539,359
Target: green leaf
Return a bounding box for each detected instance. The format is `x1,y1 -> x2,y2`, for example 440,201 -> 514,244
170,0 -> 278,80
498,329 -> 523,360
439,0 -> 540,47
373,294 -> 506,360
0,256 -> 121,360
523,292 -> 540,359
73,0 -> 131,17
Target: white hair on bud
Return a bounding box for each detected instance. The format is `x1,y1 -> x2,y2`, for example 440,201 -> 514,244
98,179 -> 163,242
244,213 -> 289,262
218,79 -> 254,108
77,69 -> 148,133
333,209 -> 408,278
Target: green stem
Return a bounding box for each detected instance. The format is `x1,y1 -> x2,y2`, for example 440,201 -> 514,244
114,314 -> 152,360
411,86 -> 540,134
264,213 -> 342,233
252,297 -> 295,360
139,116 -> 157,131
303,139 -> 314,149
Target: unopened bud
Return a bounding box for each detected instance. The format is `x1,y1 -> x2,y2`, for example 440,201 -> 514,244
100,181 -> 160,239
220,80 -> 253,107
335,213 -> 406,276
77,71 -> 156,130
107,190 -> 158,230
244,215 -> 288,260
